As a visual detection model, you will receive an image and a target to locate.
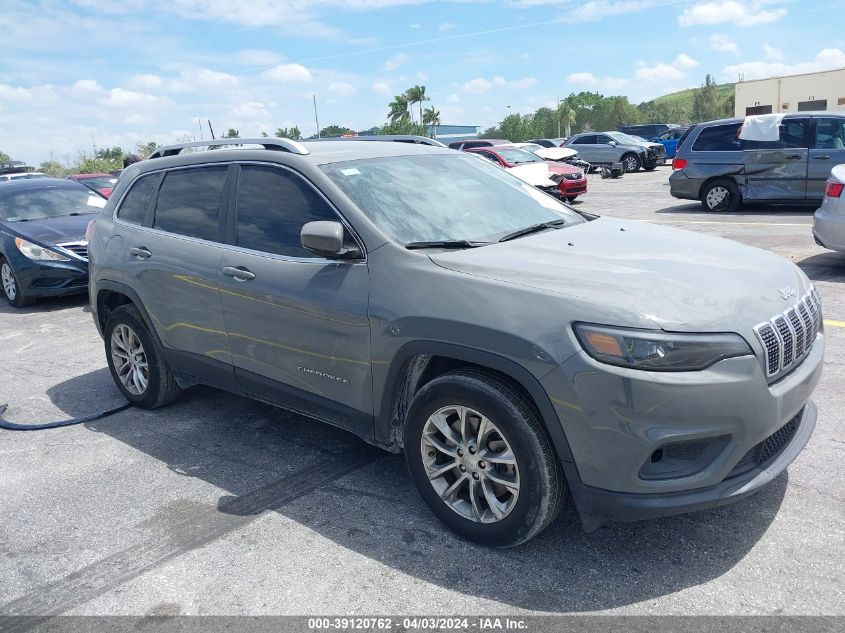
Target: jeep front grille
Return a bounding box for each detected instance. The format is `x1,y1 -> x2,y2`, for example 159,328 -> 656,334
753,287 -> 821,381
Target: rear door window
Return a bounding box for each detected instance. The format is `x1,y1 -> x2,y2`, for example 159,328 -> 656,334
814,118 -> 845,149
571,136 -> 596,145
116,174 -> 157,225
692,124 -> 742,151
153,165 -> 228,241
235,165 -> 339,258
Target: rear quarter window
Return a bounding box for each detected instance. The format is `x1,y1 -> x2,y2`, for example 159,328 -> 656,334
116,174 -> 157,225
691,123 -> 743,151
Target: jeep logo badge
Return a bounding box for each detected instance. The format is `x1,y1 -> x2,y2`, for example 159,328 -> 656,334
778,286 -> 796,300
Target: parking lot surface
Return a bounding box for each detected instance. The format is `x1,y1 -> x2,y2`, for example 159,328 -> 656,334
1,167 -> 843,617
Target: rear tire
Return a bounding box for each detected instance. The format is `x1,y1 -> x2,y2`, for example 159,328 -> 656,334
701,179 -> 740,212
0,258 -> 35,308
105,304 -> 182,408
404,369 -> 564,547
622,153 -> 641,172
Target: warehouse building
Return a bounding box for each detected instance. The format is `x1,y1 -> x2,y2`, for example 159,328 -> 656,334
735,67 -> 845,116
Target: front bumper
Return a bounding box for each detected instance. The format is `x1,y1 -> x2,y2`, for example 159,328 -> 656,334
566,401 -> 815,522
540,332 -> 823,520
813,207 -> 845,252
9,251 -> 88,298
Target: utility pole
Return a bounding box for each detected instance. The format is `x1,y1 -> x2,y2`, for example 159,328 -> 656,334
314,94 -> 321,138
557,94 -> 561,138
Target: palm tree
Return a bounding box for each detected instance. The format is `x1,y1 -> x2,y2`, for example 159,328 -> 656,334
388,94 -> 410,122
423,106 -> 441,138
557,103 -> 577,138
405,85 -> 428,124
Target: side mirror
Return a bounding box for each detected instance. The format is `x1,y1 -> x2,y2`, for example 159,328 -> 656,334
608,140 -> 618,146
301,221 -> 359,259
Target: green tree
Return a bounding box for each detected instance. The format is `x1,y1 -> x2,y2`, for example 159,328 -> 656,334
377,119 -> 425,135
72,152 -> 121,174
39,160 -> 66,178
721,91 -> 736,118
422,106 -> 441,137
692,74 -> 722,123
224,128 -> 240,138
0,150 -> 11,163
405,85 -> 428,124
136,140 -> 160,158
275,126 -> 302,140
96,146 -> 123,162
556,103 -> 577,137
319,124 -> 355,137
388,94 -> 410,122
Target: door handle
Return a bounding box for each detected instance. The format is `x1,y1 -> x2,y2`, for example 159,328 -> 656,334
222,266 -> 256,282
129,247 -> 152,259
813,155 -> 831,160
785,154 -> 803,160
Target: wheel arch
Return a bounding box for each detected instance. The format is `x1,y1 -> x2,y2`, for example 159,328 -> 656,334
376,341 -> 576,465
95,281 -> 163,349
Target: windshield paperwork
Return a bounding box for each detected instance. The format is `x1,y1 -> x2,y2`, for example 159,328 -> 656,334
0,186 -> 106,222
322,154 -> 583,246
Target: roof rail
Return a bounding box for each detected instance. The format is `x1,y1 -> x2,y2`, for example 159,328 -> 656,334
148,137 -> 310,160
305,135 -> 447,148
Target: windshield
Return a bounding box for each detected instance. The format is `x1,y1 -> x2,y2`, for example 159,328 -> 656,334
607,132 -> 642,145
495,147 -> 542,164
0,186 -> 106,222
321,154 -> 583,245
518,143 -> 544,153
78,176 -> 117,190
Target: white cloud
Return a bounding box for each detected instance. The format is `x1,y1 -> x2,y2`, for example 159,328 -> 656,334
261,63 -> 313,82
447,93 -> 460,103
230,101 -> 271,121
678,1 -> 787,27
563,0 -> 669,23
328,81 -> 356,97
673,53 -> 698,69
179,68 -> 240,90
461,76 -> 537,93
763,44 -> 784,61
70,79 -> 106,95
232,49 -> 284,66
383,52 -> 409,71
101,88 -> 168,109
124,74 -> 164,91
567,72 -> 629,90
709,34 -> 738,54
371,82 -> 392,96
723,47 -> 845,81
635,63 -> 686,83
438,22 -> 456,32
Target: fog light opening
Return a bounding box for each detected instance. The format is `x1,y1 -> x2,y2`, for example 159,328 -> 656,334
650,448 -> 664,463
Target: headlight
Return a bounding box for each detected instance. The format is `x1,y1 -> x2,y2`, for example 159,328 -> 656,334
573,323 -> 752,371
14,237 -> 70,262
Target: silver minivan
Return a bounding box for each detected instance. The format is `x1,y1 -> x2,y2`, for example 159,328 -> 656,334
670,112 -> 845,211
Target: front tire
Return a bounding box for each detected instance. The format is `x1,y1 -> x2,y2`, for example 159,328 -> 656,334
1,258 -> 34,308
622,153 -> 641,172
404,369 -> 564,547
565,196 -> 578,203
701,179 -> 740,212
105,304 -> 182,408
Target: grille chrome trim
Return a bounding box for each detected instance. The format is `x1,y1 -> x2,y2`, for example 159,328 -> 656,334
754,286 -> 822,380
56,241 -> 89,262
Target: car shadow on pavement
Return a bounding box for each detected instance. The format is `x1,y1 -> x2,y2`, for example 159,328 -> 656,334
0,293 -> 88,316
654,202 -> 817,217
796,252 -> 845,283
43,375 -> 786,613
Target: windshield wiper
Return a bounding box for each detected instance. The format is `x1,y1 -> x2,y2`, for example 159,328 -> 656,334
405,239 -> 490,250
498,219 -> 567,243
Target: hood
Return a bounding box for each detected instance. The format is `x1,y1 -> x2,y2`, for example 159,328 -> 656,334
429,217 -> 809,336
0,213 -> 92,245
534,147 -> 578,161
544,161 -> 582,176
508,163 -> 557,187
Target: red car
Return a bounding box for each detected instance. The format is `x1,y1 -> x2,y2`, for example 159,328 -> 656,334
465,145 -> 587,202
67,173 -> 118,198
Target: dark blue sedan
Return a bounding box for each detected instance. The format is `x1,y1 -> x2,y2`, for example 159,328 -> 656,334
0,179 -> 104,307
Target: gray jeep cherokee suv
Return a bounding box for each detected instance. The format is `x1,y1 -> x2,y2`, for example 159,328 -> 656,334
89,138 -> 823,546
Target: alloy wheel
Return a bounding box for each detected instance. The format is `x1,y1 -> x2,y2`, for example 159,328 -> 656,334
706,186 -> 730,211
420,405 -> 520,523
1,263 -> 17,301
110,323 -> 149,396
625,155 -> 639,171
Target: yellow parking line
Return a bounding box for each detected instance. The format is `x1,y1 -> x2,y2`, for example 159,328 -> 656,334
824,320 -> 845,328
641,220 -> 812,227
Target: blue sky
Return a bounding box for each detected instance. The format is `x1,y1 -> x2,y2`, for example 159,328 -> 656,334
1,0 -> 843,164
